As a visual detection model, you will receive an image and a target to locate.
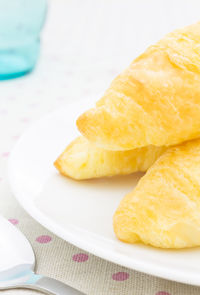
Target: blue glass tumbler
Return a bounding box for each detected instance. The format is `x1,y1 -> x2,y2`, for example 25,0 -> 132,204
0,0 -> 47,80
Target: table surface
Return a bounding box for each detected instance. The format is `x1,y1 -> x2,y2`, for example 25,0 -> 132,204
1,0 -> 200,294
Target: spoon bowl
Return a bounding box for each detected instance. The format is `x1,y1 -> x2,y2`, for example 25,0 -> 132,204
0,215 -> 83,294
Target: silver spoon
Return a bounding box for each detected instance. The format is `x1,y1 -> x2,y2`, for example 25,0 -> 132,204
0,215 -> 84,294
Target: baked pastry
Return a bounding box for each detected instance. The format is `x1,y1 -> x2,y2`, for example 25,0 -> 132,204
54,136 -> 165,180
113,139 -> 200,248
77,22 -> 200,151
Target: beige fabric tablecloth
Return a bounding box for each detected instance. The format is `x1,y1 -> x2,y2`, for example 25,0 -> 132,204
1,1 -> 200,294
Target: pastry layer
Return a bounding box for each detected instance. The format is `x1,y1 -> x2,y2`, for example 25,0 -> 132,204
114,138 -> 200,248
77,22 -> 200,150
54,136 -> 165,180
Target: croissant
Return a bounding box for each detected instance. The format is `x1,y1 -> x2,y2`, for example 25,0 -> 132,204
77,22 -> 200,151
113,139 -> 200,248
54,136 -> 165,180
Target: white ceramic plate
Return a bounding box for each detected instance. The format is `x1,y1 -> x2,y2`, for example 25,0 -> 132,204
8,98 -> 200,286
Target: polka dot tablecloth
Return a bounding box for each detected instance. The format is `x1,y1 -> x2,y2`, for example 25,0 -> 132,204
1,0 -> 200,294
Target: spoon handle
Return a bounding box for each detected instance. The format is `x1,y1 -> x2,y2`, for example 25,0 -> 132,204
21,272 -> 84,295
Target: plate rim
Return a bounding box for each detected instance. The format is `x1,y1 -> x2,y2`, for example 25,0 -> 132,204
7,100 -> 200,287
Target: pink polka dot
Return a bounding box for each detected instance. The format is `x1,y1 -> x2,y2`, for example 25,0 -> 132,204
2,152 -> 10,157
72,253 -> 89,262
21,117 -> 30,123
8,218 -> 19,225
12,135 -> 20,140
36,235 -> 52,244
36,89 -> 43,94
0,109 -> 7,115
155,292 -> 171,295
112,272 -> 129,281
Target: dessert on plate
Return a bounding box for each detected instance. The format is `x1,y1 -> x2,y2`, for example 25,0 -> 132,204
55,21 -> 200,249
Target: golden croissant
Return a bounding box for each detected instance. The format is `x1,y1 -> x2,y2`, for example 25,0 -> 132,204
77,22 -> 200,151
54,136 -> 165,180
114,139 -> 200,248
